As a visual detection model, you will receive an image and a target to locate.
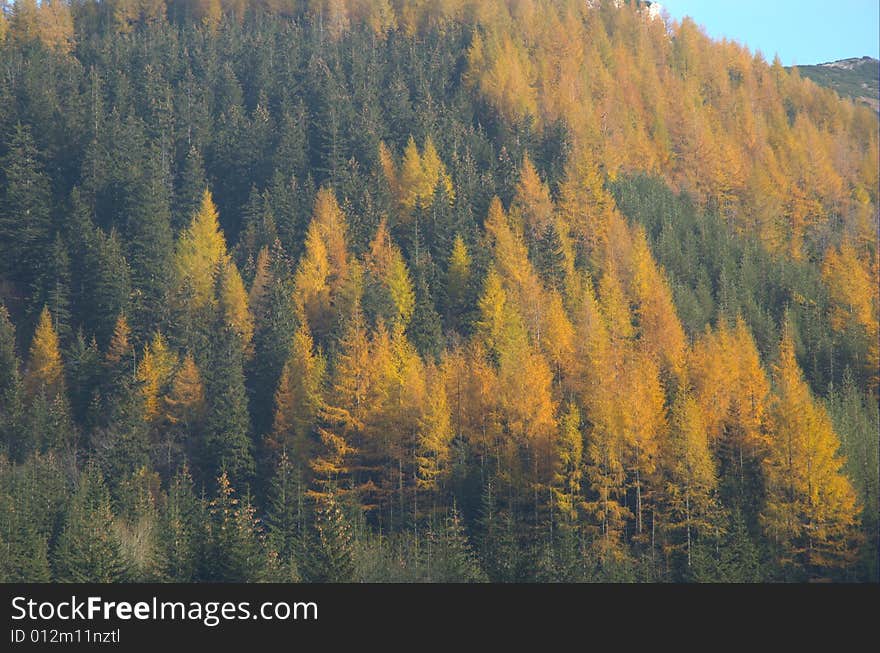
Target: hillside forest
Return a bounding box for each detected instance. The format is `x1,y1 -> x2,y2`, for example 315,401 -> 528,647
0,0 -> 877,582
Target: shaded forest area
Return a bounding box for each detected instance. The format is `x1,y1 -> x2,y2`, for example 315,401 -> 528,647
0,0 -> 877,582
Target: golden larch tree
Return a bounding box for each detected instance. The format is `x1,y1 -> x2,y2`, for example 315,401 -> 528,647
217,259 -> 254,350
163,353 -> 206,431
510,152 -> 554,239
174,189 -> 229,311
415,364 -> 454,494
137,332 -> 178,422
25,306 -> 65,400
659,391 -> 719,567
762,327 -> 861,574
271,321 -> 326,466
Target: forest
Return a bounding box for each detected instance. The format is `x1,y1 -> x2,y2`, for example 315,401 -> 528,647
0,0 -> 877,583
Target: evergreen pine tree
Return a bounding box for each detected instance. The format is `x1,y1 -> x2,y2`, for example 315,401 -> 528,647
0,123 -> 52,308
126,148 -> 174,340
407,270 -> 444,360
476,480 -> 520,582
174,146 -> 207,233
300,489 -> 355,583
90,316 -> 150,487
264,451 -> 304,581
52,466 -> 128,582
89,227 -> 133,348
203,309 -> 255,488
40,234 -> 73,346
429,503 -> 487,582
199,472 -> 267,582
0,495 -> 51,582
0,304 -> 24,459
156,465 -> 202,582
247,247 -> 298,441
532,222 -> 567,292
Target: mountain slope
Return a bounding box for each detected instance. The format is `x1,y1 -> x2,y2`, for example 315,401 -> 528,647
0,0 -> 876,583
792,56 -> 880,112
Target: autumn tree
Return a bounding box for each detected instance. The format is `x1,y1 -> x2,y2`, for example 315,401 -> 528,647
444,234 -> 474,332
137,332 -> 177,423
172,189 -> 230,349
415,366 -> 454,500
762,327 -> 861,577
293,188 -> 350,343
658,391 -> 720,574
552,403 -> 583,526
363,218 -> 415,328
511,153 -> 554,241
270,320 -> 326,465
161,354 -> 206,475
22,307 -> 73,455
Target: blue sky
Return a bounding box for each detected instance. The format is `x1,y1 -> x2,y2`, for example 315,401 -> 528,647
660,0 -> 880,66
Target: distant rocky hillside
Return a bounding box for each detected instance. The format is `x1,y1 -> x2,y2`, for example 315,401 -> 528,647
792,56 -> 880,111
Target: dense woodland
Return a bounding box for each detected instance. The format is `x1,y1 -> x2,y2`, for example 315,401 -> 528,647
0,0 -> 877,583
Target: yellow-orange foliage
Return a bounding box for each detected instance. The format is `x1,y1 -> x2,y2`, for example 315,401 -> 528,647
137,332 -> 178,422
25,306 -> 64,400
34,0 -> 74,53
174,189 -> 229,310
689,318 -> 770,461
366,218 -> 415,326
822,242 -> 879,387
458,0 -> 876,263
218,259 -> 254,349
271,321 -> 326,464
383,135 -> 454,214
105,314 -> 132,367
293,188 -> 350,338
659,391 -> 719,563
416,365 -> 453,491
510,153 -> 554,239
630,228 -> 687,382
163,353 -> 205,428
762,327 -> 861,572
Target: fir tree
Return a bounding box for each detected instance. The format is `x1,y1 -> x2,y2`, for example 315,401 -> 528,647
174,146 -> 207,233
203,311 -> 255,489
52,466 -> 128,583
126,149 -> 174,340
91,315 -> 150,488
0,123 -> 52,307
407,271 -> 444,360
156,465 -> 202,582
249,252 -> 299,442
264,451 -> 304,582
429,503 -> 487,582
0,305 -> 24,459
40,234 -> 73,346
476,480 -> 520,582
532,222 -> 567,293
199,472 -> 267,582
0,493 -> 51,582
300,489 -> 355,583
